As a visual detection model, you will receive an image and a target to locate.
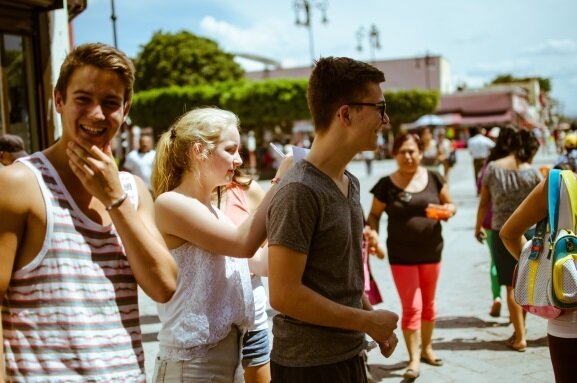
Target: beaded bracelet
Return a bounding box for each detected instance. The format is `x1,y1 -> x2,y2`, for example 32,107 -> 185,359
105,193 -> 128,211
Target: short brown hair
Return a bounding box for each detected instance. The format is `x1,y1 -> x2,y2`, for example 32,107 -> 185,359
392,133 -> 423,155
307,57 -> 385,133
55,43 -> 135,105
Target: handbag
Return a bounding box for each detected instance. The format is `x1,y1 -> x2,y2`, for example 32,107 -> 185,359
367,271 -> 383,305
513,169 -> 562,319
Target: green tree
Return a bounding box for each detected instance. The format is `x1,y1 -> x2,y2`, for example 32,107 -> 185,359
385,89 -> 439,135
133,30 -> 244,91
490,74 -> 551,93
130,82 -> 438,139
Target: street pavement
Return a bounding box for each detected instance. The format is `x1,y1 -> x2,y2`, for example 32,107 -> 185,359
139,146 -> 558,382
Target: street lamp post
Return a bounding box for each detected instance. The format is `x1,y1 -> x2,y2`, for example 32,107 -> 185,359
368,24 -> 381,64
355,24 -> 381,64
415,52 -> 433,89
110,0 -> 118,48
294,0 -> 329,65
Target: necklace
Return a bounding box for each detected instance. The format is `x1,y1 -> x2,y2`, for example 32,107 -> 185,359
398,191 -> 412,203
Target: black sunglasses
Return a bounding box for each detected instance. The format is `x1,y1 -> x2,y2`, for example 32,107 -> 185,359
346,101 -> 387,119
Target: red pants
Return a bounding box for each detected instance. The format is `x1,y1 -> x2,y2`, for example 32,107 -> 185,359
390,263 -> 441,330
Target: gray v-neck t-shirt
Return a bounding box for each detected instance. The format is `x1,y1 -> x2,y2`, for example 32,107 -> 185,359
266,160 -> 366,367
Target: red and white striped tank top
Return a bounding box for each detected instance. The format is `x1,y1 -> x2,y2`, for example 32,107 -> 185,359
2,153 -> 145,382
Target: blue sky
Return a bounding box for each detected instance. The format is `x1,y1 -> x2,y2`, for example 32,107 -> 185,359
73,0 -> 577,117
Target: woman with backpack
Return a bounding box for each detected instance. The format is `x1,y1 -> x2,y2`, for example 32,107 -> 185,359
501,173 -> 577,383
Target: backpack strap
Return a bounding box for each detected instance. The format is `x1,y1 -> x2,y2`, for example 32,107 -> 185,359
529,217 -> 549,261
548,169 -> 561,240
561,170 -> 577,230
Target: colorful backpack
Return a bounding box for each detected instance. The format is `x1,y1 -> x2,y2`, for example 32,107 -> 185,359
550,170 -> 577,309
513,169 -> 562,319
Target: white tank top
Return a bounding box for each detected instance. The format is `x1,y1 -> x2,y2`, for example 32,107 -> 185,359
3,153 -> 144,382
156,216 -> 254,360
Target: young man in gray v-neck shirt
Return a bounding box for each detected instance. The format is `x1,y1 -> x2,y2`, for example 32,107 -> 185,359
267,57 -> 399,383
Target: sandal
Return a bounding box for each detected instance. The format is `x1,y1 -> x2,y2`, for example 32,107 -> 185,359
506,333 -> 516,346
403,368 -> 420,379
490,299 -> 502,317
420,356 -> 444,366
506,342 -> 527,352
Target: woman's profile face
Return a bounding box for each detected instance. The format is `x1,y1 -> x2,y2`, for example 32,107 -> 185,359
208,124 -> 243,186
395,137 -> 422,170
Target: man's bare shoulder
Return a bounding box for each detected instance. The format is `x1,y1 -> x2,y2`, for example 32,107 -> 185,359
0,163 -> 39,211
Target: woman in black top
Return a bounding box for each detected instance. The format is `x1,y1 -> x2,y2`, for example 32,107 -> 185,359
368,133 -> 456,380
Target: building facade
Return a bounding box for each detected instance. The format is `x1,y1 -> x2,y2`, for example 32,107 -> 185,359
246,54 -> 452,94
0,0 -> 84,152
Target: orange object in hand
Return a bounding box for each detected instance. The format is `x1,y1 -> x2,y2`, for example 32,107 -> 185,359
425,204 -> 451,220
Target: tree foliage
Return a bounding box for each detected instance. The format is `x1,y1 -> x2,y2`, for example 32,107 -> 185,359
133,31 -> 244,91
131,79 -> 309,138
385,89 -> 439,135
490,74 -> 551,93
130,80 -> 438,139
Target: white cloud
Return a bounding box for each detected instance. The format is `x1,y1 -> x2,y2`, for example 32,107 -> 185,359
524,39 -> 577,55
468,59 -> 533,77
199,16 -> 315,70
200,16 -> 277,51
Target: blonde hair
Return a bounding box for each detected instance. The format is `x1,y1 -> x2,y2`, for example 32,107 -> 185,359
151,107 -> 240,198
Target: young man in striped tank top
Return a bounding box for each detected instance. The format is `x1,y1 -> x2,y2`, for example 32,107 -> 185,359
0,43 -> 177,382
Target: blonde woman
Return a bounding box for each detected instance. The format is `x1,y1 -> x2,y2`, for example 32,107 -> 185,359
151,107 -> 291,382
214,168 -> 271,383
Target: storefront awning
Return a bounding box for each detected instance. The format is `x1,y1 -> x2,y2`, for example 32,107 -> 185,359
456,110 -> 513,127
0,0 -> 63,10
0,0 -> 64,35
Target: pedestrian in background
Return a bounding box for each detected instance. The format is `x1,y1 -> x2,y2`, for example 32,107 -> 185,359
362,149 -> 375,176
474,129 -> 541,352
436,128 -> 454,180
266,57 -> 399,383
476,126 -> 516,318
214,168 -> 272,383
468,127 -> 495,186
0,133 -> 28,166
123,133 -> 156,191
553,132 -> 577,172
501,173 -> 577,383
151,107 -> 292,382
0,43 -> 177,382
419,126 -> 443,174
368,133 -> 456,381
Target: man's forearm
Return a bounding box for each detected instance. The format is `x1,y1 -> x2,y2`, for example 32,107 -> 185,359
270,283 -> 370,333
361,293 -> 373,311
109,204 -> 177,303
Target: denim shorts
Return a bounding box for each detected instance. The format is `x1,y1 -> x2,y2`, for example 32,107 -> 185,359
241,329 -> 270,368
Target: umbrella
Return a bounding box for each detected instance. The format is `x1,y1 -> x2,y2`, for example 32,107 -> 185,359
414,114 -> 446,127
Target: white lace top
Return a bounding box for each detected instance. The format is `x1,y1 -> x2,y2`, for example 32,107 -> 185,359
156,231 -> 254,360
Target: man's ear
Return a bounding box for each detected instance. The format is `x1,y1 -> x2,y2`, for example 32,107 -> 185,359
54,89 -> 64,113
337,105 -> 351,125
123,101 -> 132,120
